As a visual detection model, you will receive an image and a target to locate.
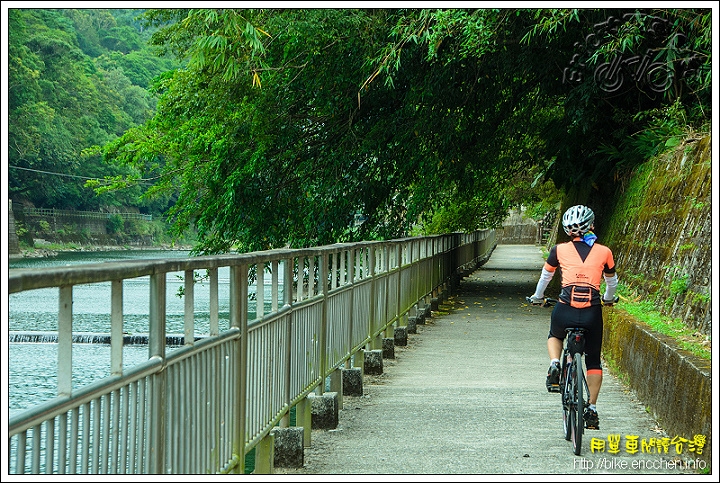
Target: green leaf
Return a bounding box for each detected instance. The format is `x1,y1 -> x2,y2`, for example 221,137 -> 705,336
665,137 -> 681,148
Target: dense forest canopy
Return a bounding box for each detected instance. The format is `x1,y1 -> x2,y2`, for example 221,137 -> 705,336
6,8 -> 711,254
7,8 -> 179,214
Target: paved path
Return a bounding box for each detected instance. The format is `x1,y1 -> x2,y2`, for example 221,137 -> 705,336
276,245 -> 702,477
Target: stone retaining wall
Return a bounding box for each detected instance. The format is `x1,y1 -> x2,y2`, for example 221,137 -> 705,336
603,307 -> 712,467
8,200 -> 20,254
499,207 -> 539,245
10,202 -> 155,248
605,136 -> 711,336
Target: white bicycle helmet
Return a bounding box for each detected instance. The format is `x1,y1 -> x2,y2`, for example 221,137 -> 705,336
562,205 -> 595,236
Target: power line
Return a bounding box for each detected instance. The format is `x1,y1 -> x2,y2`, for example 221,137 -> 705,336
10,165 -> 102,181
9,165 -> 153,185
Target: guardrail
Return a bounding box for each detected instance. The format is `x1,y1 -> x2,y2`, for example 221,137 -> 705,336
22,207 -> 153,221
8,230 -> 496,474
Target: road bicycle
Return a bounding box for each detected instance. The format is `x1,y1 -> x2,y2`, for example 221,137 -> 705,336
559,325 -> 590,455
526,295 -> 618,456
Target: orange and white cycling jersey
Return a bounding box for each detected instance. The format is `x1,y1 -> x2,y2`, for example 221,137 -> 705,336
544,239 -> 616,309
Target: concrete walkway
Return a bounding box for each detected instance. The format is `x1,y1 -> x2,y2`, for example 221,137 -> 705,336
275,245 -> 702,477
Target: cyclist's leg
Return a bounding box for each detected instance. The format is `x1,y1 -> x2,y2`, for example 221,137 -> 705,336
547,335 -> 563,361
585,368 -> 601,430
584,306 -> 604,405
548,303 -> 567,360
587,372 -> 602,405
546,304 -> 566,391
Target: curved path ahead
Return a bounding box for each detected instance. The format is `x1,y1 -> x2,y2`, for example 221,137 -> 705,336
276,245 -> 702,477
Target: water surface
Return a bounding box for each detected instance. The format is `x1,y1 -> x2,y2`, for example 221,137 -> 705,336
8,249 -> 233,415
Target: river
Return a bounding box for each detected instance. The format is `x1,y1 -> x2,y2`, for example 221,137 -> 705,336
7,249 -> 235,418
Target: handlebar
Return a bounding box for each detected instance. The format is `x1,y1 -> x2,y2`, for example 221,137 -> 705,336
526,296 -> 557,307
526,296 -> 620,307
602,296 -> 620,306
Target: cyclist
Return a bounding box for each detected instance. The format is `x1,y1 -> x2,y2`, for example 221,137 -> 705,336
528,204 -> 618,430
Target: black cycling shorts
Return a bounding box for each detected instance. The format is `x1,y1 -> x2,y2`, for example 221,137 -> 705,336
548,301 -> 603,371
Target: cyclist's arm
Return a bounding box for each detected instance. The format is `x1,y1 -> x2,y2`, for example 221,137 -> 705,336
602,250 -> 618,302
531,246 -> 558,300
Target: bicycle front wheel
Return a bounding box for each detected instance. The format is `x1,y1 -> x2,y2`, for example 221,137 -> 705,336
571,353 -> 584,455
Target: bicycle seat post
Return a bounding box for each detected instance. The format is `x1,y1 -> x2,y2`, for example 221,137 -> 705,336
565,328 -> 587,356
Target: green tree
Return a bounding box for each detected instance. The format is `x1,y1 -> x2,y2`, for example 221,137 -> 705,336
94,8 -> 710,253
8,8 -> 179,215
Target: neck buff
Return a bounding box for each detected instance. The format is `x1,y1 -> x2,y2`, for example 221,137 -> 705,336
582,231 -> 597,247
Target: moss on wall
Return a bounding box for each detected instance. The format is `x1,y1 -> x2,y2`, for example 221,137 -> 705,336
604,135 -> 711,335
598,135 -> 712,469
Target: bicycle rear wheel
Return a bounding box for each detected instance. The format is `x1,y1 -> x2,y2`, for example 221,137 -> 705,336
571,353 -> 584,455
562,361 -> 572,441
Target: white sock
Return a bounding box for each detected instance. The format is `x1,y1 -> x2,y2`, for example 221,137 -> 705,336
589,404 -> 596,411
550,358 -> 560,365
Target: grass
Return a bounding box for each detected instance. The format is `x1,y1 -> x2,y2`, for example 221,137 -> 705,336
616,285 -> 711,360
601,350 -> 631,386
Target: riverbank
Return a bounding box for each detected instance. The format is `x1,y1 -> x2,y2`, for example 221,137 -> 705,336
10,241 -> 195,260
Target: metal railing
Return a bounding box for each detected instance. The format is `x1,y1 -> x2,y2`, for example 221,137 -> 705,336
8,230 -> 496,474
22,207 -> 153,221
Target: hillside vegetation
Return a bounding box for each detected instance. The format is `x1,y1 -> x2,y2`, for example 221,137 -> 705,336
8,8 -> 179,215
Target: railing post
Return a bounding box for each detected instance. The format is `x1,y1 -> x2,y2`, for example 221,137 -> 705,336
209,267 -> 219,337
283,256 -> 294,307
382,244 -> 391,337
257,262 -> 265,319
254,431 -> 275,474
395,243 -> 403,324
230,264 -> 248,474
420,239 -> 427,313
58,286 -> 72,397
295,397 -> 313,448
347,247 -> 356,366
110,280 -> 123,376
272,260 -> 279,312
368,245 -> 380,350
148,271 -> 166,474
297,256 -> 305,301
318,251 -> 329,394
282,257 -> 293,428
184,269 -> 194,345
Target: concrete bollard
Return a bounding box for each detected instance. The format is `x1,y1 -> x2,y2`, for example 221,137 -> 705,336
364,349 -> 383,375
342,367 -> 363,396
416,311 -> 426,325
394,326 -> 407,346
430,297 -> 439,311
407,316 -> 417,334
271,427 -> 304,468
423,305 -> 432,318
309,392 -> 339,429
382,337 -> 395,359
451,273 -> 461,291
